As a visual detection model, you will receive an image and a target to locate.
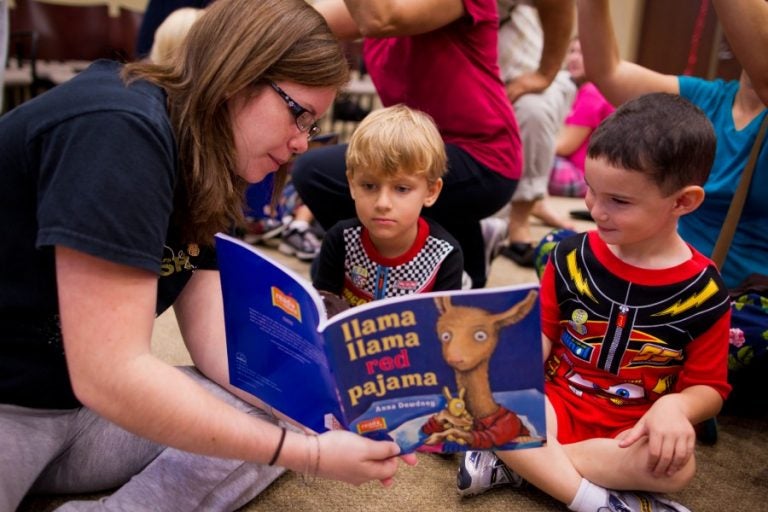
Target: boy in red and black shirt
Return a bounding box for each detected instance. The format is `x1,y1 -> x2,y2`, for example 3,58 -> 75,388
459,93 -> 730,512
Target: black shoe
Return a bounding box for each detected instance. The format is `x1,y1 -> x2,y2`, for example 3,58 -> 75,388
695,417 -> 718,445
569,209 -> 593,221
500,242 -> 535,268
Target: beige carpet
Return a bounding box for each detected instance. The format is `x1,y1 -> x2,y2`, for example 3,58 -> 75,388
20,197 -> 768,511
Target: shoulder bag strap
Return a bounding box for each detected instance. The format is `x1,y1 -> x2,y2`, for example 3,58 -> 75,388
710,113 -> 768,269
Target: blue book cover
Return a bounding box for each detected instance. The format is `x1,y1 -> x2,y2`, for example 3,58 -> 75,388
216,233 -> 546,453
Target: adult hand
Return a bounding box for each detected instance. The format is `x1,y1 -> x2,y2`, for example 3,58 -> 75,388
506,72 -> 551,103
317,430 -> 416,486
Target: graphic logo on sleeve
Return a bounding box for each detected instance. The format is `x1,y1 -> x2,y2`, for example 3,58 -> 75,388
160,244 -> 198,277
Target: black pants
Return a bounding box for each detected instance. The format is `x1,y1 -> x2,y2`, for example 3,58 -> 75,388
291,143 -> 517,288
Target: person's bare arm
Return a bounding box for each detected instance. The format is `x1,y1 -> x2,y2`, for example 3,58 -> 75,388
555,124 -> 591,157
337,0 -> 465,37
617,385 -> 722,477
506,0 -> 575,103
176,269 -> 415,484
57,248 -> 410,484
313,0 -> 362,40
542,334 -> 553,362
712,0 -> 768,105
576,0 -> 678,106
56,247 -> 280,463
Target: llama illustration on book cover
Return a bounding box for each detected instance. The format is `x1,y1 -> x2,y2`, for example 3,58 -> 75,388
321,289 -> 546,453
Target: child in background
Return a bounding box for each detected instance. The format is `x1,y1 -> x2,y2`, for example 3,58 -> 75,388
548,37 -> 615,198
148,7 -> 205,64
458,93 -> 731,512
313,104 -> 464,313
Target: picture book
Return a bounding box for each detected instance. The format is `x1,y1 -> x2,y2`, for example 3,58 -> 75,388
215,233 -> 547,453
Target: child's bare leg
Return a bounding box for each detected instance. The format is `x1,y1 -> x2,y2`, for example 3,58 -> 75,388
507,200 -> 535,244
495,399 -> 582,504
563,435 -> 696,493
531,199 -> 575,230
292,204 -> 314,223
495,399 -> 696,509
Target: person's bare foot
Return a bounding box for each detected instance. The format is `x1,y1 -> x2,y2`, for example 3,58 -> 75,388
531,200 -> 575,230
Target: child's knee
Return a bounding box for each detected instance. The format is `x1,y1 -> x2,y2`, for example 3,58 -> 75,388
664,455 -> 697,493
647,453 -> 696,494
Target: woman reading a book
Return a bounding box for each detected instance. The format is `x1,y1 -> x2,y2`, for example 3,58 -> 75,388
0,0 -> 415,510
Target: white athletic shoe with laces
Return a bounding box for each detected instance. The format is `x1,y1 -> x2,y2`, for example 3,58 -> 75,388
456,450 -> 524,497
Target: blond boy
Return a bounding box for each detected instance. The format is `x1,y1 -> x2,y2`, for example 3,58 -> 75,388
313,105 -> 464,310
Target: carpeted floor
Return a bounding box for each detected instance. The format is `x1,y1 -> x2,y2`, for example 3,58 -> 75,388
229,413 -> 768,512
19,197 -> 768,511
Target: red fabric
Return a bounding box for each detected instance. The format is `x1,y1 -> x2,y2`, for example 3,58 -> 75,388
421,406 -> 529,449
540,231 -> 731,444
362,0 -> 521,179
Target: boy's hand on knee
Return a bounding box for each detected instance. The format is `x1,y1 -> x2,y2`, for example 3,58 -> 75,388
619,397 -> 696,477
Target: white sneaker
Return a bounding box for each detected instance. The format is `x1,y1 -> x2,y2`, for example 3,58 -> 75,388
480,217 -> 508,278
600,491 -> 692,512
456,450 -> 523,498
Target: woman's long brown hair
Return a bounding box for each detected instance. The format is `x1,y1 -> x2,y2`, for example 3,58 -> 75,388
123,0 -> 349,244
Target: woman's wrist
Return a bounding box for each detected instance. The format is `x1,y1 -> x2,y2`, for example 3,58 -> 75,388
269,429 -> 322,478
301,433 -> 321,485
267,426 -> 287,466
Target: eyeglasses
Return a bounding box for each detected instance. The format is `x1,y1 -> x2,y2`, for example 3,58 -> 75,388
268,81 -> 320,139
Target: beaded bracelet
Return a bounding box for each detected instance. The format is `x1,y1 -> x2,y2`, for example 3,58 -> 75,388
268,427 -> 287,466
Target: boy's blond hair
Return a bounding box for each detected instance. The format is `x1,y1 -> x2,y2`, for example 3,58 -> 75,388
346,104 -> 446,183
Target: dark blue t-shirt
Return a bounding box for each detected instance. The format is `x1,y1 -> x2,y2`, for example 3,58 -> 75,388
0,60 -> 215,409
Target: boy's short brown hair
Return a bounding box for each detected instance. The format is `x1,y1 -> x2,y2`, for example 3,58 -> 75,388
346,104 -> 447,183
587,92 -> 716,196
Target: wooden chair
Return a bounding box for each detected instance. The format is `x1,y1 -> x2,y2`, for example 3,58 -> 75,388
3,30 -> 43,111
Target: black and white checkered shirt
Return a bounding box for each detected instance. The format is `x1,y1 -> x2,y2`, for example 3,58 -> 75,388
313,217 -> 464,307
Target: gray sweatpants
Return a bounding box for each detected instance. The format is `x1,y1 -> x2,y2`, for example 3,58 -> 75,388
0,367 -> 285,512
511,70 -> 576,202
